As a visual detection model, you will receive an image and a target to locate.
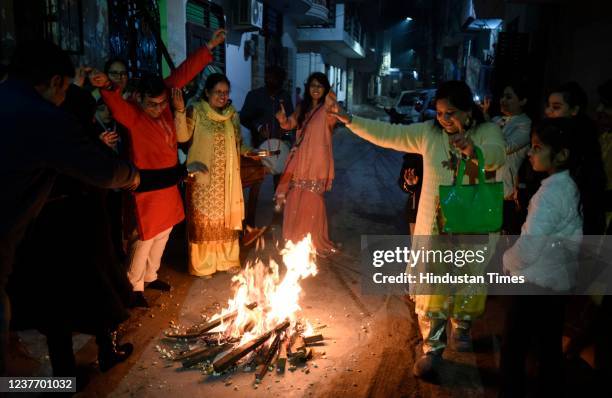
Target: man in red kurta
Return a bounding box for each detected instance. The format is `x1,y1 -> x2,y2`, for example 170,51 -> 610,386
91,29 -> 225,307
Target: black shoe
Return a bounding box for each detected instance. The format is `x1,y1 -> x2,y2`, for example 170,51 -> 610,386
413,352 -> 442,379
146,279 -> 171,291
128,292 -> 149,308
97,332 -> 134,373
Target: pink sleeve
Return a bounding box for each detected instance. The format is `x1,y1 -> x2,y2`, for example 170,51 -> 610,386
164,46 -> 214,89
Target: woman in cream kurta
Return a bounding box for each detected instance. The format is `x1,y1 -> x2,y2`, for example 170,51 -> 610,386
175,75 -> 250,276
332,81 -> 505,375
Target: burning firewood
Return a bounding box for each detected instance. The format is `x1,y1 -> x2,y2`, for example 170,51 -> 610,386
164,302 -> 257,338
213,320 -> 290,373
255,332 -> 282,382
288,334 -> 306,360
303,334 -> 324,345
180,344 -> 232,369
276,339 -> 288,373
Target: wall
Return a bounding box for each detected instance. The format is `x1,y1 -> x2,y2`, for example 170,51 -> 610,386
165,0 -> 188,66
282,14 -> 298,98
0,0 -> 16,64
504,0 -> 612,115
296,52 -> 325,94
226,32 -> 252,111
81,0 -> 110,68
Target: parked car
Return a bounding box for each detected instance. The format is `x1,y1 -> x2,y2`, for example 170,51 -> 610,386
386,89 -> 436,124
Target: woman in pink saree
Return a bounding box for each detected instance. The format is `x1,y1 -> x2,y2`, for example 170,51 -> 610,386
274,72 -> 339,255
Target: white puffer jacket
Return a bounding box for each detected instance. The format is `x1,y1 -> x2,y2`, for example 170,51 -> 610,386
503,170 -> 583,291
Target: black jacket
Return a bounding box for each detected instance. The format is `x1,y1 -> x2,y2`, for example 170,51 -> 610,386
0,79 -> 136,285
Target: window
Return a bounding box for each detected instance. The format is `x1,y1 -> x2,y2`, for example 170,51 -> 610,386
44,0 -> 84,54
186,0 -> 225,75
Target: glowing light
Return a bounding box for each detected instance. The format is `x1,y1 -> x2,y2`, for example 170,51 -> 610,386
211,235 -> 318,346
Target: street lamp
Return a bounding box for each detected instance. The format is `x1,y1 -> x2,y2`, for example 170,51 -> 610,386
405,17 -> 413,22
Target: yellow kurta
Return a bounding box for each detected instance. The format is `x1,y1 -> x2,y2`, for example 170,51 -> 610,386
347,117 -> 505,319
176,102 -> 249,276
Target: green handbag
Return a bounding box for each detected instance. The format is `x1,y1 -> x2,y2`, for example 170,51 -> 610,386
438,146 -> 503,233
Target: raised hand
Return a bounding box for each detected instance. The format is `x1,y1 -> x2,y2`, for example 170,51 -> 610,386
73,66 -> 92,87
482,96 -> 491,114
171,88 -> 185,112
275,102 -> 288,125
89,69 -> 110,88
325,90 -> 339,114
404,168 -> 419,186
99,131 -> 119,148
207,29 -> 226,50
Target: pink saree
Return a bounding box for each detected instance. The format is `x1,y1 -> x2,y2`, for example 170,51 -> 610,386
276,106 -> 336,253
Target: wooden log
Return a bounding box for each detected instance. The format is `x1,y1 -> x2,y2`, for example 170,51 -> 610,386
164,303 -> 257,339
181,344 -> 232,368
213,320 -> 290,373
303,334 -> 324,345
256,333 -> 281,381
288,335 -> 306,359
276,339 -> 288,373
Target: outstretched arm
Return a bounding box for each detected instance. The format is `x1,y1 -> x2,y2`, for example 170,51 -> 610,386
164,29 -> 225,89
275,102 -> 298,131
91,70 -> 140,128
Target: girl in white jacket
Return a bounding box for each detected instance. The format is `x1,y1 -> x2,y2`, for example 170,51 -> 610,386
500,117 -> 589,397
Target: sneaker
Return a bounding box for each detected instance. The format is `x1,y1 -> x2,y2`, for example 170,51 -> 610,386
452,328 -> 473,352
413,352 -> 442,379
146,279 -> 171,291
128,292 -> 149,308
98,339 -> 134,372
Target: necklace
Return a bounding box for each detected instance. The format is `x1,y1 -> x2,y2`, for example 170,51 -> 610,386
156,115 -> 176,150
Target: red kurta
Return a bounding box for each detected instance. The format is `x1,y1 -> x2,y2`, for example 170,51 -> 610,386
101,47 -> 213,240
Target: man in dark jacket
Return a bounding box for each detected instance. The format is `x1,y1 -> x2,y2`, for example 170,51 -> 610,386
0,41 -> 139,375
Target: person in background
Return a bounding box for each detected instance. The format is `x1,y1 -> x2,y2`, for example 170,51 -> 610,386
175,74 -> 254,277
329,80 -> 505,379
543,82 -> 606,235
240,65 -> 294,188
295,86 -> 303,108
595,79 -> 612,234
501,117 -> 603,397
91,29 -> 226,308
104,57 -> 130,97
0,40 -> 139,377
274,72 -> 340,256
484,82 -> 532,234
398,153 -> 423,235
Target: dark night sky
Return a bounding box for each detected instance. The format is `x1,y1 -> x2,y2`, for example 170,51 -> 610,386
353,0 -> 425,31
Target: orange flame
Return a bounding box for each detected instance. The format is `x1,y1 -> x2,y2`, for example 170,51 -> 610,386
213,234 -> 318,344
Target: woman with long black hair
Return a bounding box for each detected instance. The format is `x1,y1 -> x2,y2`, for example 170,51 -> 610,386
274,72 -> 339,255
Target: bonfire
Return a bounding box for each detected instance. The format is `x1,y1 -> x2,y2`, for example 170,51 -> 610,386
161,235 -> 325,383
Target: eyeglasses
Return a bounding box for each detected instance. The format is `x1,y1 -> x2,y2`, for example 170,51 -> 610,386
144,98 -> 169,109
211,90 -> 230,97
108,71 -> 128,78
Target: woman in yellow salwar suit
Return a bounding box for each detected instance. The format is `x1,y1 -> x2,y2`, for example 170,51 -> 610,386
175,74 -> 251,277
